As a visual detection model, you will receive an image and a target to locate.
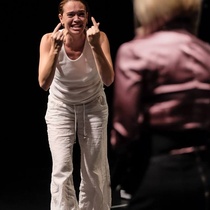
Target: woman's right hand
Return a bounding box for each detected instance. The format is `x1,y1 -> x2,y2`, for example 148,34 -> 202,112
50,23 -> 65,53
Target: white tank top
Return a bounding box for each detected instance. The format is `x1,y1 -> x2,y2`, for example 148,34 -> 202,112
49,38 -> 104,104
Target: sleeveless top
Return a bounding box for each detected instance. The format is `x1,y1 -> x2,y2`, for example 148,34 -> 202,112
49,38 -> 104,105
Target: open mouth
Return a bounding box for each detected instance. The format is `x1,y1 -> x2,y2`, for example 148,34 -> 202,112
71,24 -> 83,30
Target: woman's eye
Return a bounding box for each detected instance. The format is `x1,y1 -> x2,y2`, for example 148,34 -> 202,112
67,11 -> 86,18
78,12 -> 85,17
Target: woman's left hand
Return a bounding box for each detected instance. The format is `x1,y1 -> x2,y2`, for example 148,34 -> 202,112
86,17 -> 100,47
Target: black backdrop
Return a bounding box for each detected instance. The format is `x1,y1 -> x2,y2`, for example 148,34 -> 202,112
1,0 -> 210,208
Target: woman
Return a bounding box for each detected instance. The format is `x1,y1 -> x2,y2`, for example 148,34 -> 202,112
38,0 -> 114,209
111,0 -> 210,209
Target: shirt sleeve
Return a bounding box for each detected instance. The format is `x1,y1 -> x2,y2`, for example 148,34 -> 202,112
111,43 -> 145,148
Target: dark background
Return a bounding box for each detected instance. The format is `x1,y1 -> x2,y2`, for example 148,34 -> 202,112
1,0 -> 210,209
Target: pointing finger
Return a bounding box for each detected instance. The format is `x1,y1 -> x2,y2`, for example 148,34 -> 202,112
53,23 -> 62,33
91,17 -> 100,28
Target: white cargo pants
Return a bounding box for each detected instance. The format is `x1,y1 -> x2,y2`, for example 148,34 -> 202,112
45,94 -> 111,210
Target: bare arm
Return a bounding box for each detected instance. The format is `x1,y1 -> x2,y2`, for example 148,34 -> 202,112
38,23 -> 64,91
87,17 -> 114,86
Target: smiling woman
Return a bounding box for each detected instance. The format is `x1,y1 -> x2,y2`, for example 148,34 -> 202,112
38,0 -> 114,209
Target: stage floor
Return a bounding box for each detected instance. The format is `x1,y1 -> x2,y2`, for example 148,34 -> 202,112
1,166 -> 129,210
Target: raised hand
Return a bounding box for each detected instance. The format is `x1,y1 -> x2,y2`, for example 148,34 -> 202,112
50,23 -> 65,53
86,17 -> 100,47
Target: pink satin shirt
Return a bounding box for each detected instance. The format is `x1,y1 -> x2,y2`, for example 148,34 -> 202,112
111,30 -> 210,147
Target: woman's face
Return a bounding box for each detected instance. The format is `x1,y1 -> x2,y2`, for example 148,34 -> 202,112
59,1 -> 88,35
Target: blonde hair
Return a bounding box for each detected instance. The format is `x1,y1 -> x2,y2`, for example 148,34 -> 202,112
133,0 -> 202,36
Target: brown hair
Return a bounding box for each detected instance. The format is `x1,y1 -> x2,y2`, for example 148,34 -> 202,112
58,0 -> 91,24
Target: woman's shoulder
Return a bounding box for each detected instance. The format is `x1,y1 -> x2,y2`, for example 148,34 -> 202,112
41,32 -> 52,41
39,32 -> 54,51
99,31 -> 108,41
40,32 -> 54,47
42,28 -> 64,41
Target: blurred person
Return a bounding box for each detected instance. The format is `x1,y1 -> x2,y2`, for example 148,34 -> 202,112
38,0 -> 114,209
110,0 -> 210,209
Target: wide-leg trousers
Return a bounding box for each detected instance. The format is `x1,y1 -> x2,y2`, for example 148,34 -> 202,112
45,94 -> 111,210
